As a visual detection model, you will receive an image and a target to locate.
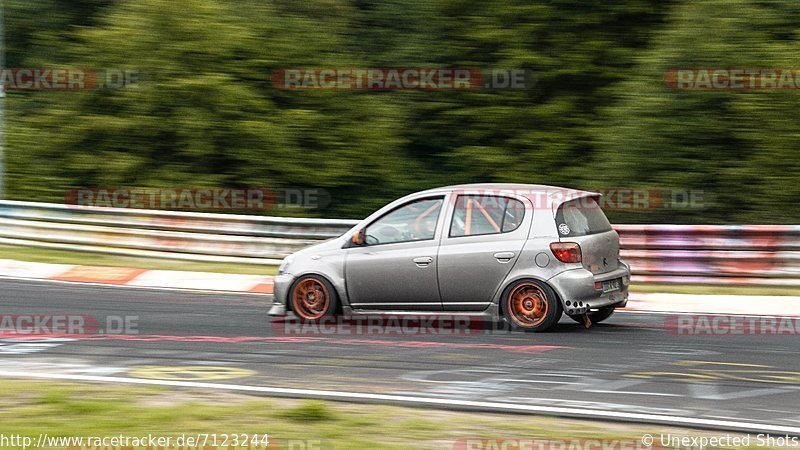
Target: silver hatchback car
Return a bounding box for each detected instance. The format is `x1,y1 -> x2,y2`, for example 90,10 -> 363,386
269,183 -> 631,332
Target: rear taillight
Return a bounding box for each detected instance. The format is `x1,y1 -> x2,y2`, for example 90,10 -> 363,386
550,242 -> 582,263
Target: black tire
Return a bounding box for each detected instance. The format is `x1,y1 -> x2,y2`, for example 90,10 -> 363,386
289,275 -> 339,322
568,306 -> 615,324
501,279 -> 562,332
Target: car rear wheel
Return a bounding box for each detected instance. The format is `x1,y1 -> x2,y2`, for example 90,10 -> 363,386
290,275 -> 338,321
568,306 -> 615,324
502,280 -> 562,332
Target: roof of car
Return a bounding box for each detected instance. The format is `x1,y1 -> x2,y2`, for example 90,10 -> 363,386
417,183 -> 598,200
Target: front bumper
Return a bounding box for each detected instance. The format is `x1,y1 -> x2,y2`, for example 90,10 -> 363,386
548,261 -> 631,315
268,274 -> 295,316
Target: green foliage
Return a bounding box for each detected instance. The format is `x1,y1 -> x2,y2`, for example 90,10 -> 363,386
278,401 -> 336,422
4,0 -> 799,222
0,380 -> 695,449
596,0 -> 800,223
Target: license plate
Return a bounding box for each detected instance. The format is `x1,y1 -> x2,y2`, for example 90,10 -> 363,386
602,279 -> 621,293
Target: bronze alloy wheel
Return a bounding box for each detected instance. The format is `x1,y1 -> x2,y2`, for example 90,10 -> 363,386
291,277 -> 331,321
507,282 -> 550,327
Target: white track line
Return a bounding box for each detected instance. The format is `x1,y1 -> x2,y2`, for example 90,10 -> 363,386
0,370 -> 797,436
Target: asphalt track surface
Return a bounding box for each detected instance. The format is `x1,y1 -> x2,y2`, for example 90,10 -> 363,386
1,278 -> 799,434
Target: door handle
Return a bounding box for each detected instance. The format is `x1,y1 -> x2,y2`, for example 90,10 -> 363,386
413,256 -> 433,267
494,252 -> 515,262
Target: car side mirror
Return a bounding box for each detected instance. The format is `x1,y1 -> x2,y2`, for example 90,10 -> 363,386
352,229 -> 367,246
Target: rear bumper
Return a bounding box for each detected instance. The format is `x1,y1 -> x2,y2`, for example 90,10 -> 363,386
547,260 -> 631,315
268,274 -> 295,316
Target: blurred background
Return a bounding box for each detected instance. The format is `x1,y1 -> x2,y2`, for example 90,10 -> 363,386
4,0 -> 800,223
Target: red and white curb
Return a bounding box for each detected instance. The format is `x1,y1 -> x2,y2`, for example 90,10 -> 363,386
0,259 -> 274,294
1,259 -> 799,316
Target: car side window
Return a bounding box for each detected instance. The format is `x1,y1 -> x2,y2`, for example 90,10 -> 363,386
365,197 -> 444,245
502,197 -> 525,232
450,195 -> 525,237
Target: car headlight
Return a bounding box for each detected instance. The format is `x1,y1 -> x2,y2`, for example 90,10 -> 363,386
278,256 -> 294,275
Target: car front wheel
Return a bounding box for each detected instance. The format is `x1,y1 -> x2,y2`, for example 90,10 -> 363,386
502,280 -> 562,332
289,275 -> 338,321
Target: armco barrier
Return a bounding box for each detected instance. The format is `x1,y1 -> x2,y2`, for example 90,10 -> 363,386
616,224 -> 800,286
0,200 -> 798,286
0,200 -> 357,264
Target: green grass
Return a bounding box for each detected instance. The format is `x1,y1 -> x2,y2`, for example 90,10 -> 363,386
0,380 -> 773,450
0,244 -> 278,275
631,283 -> 800,297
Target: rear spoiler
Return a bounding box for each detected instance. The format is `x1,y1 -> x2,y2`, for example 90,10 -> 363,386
550,191 -> 602,213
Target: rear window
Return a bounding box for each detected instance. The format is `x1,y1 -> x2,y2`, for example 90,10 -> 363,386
555,197 -> 612,237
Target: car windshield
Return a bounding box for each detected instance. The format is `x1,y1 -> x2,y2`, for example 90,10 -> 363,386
555,197 -> 612,237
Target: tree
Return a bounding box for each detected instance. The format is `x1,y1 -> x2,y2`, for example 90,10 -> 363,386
596,0 -> 800,223
7,0 -> 415,217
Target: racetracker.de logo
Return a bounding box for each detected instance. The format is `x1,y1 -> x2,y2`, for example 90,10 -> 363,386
65,188 -> 329,211
0,68 -> 139,90
665,315 -> 800,335
66,188 -> 276,211
665,68 -> 800,90
443,187 -> 704,211
0,314 -> 138,337
271,68 -> 533,90
0,314 -> 94,335
273,315 -> 484,336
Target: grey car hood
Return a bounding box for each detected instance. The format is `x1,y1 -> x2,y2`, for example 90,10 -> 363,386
291,236 -> 346,259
